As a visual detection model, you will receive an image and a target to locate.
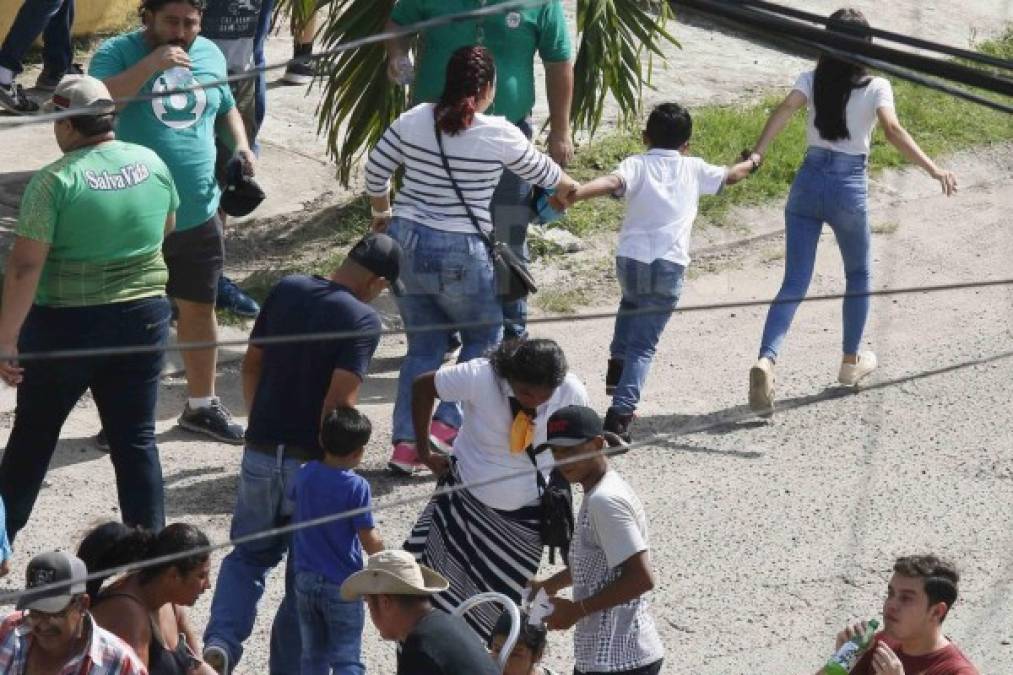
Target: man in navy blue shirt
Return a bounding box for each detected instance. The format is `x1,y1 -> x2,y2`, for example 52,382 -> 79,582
202,233 -> 403,675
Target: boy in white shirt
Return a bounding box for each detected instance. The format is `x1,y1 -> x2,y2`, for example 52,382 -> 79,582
570,102 -> 756,439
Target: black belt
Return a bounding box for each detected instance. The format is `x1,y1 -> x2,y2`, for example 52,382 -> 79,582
246,441 -> 319,463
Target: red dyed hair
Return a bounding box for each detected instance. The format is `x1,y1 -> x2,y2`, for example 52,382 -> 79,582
435,45 -> 496,135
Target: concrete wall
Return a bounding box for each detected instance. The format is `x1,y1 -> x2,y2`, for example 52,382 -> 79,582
0,0 -> 137,44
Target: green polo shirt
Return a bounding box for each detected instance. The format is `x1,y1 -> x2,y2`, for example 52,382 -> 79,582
17,140 -> 177,307
390,0 -> 572,123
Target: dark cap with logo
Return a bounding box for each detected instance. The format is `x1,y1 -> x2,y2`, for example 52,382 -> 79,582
348,233 -> 405,295
543,405 -> 604,448
17,552 -> 88,612
220,157 -> 266,217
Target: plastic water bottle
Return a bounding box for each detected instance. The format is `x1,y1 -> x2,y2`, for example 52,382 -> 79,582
824,619 -> 879,675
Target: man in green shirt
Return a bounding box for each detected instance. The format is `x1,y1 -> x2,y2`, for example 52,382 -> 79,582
384,0 -> 574,341
90,0 -> 256,444
0,76 -> 177,542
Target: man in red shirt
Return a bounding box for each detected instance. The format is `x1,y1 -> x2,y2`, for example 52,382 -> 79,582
819,555 -> 978,675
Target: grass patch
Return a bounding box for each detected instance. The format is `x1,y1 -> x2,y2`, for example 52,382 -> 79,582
760,247 -> 784,263
534,288 -> 589,314
871,221 -> 900,235
558,28 -> 1013,235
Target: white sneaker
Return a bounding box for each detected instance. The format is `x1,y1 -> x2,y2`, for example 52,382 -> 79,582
748,358 -> 775,415
838,351 -> 877,386
203,645 -> 229,675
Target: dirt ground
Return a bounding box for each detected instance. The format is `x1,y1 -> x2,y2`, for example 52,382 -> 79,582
1,1 -> 1012,674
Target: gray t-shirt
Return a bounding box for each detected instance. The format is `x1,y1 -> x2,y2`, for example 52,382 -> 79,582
201,0 -> 264,73
571,470 -> 664,672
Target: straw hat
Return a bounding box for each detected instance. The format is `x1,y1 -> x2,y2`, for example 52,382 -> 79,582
340,550 -> 449,601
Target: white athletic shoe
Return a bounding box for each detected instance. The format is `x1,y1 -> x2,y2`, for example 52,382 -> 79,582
748,357 -> 775,415
838,351 -> 878,386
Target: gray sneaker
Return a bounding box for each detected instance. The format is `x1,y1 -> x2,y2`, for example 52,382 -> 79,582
35,63 -> 84,91
0,82 -> 39,115
178,398 -> 245,444
203,645 -> 230,675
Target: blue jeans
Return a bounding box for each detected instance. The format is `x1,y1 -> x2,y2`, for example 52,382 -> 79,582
294,572 -> 365,675
0,0 -> 74,76
608,257 -> 685,415
759,147 -> 871,361
0,297 -> 169,541
493,117 -> 534,340
253,0 -> 273,141
204,447 -> 302,674
387,217 -> 503,442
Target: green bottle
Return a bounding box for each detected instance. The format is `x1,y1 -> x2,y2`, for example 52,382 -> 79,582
824,619 -> 880,675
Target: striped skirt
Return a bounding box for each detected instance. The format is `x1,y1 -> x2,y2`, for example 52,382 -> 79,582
403,464 -> 543,640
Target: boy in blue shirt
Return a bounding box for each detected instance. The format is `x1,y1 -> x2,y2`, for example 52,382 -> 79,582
570,103 -> 757,440
288,407 -> 384,675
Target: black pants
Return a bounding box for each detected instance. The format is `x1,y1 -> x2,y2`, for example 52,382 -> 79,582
0,296 -> 170,541
575,660 -> 663,675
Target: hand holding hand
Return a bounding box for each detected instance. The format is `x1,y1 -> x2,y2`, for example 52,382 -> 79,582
871,642 -> 904,675
422,451 -> 450,477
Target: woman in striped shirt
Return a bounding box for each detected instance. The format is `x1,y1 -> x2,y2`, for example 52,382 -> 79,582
365,44 -> 578,475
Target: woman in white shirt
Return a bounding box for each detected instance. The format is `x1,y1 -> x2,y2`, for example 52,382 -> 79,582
364,45 -> 578,475
743,8 -> 958,415
404,338 -> 589,640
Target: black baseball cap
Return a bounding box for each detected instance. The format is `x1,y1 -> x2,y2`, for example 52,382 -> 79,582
220,157 -> 266,217
542,405 -> 604,448
348,233 -> 405,295
17,552 -> 88,612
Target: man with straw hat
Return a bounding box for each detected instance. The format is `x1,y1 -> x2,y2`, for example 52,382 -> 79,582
341,550 -> 499,675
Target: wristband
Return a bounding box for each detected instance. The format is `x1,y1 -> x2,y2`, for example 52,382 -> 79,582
371,207 -> 393,218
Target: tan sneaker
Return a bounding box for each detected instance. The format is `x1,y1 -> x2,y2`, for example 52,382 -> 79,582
838,351 -> 877,386
749,358 -> 775,415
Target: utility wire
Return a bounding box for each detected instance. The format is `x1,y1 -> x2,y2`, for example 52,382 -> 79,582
2,277 -> 1012,363
733,0 -> 1013,71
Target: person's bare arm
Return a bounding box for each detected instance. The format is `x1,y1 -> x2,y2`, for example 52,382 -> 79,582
572,175 -> 623,202
545,60 -> 574,167
411,373 -> 449,475
320,369 -> 363,425
546,551 -> 655,630
102,46 -> 190,105
877,106 -> 957,196
241,345 -> 264,414
216,107 -> 256,176
164,212 -> 176,236
527,567 -> 573,597
357,527 -> 384,555
750,89 -> 807,159
724,158 -> 757,186
0,238 -> 49,387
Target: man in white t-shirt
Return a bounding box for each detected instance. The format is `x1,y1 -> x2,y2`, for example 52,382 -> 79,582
569,103 -> 756,440
527,405 -> 664,675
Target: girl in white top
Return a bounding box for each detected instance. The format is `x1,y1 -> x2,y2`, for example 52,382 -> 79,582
744,8 -> 958,416
365,45 -> 578,475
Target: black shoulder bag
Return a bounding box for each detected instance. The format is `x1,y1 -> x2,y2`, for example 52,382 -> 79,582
433,119 -> 537,303
525,446 -> 575,565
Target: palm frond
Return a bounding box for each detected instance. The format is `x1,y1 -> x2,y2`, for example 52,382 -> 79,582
572,0 -> 680,136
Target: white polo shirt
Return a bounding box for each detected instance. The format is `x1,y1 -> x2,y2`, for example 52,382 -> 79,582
612,149 -> 727,266
434,358 -> 590,512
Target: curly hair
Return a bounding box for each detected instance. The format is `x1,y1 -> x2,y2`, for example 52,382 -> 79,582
435,45 -> 496,135
488,338 -> 568,390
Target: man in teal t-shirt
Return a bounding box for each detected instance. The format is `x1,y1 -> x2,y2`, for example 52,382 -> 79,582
89,0 -> 256,444
384,0 -> 573,343
0,76 -> 177,542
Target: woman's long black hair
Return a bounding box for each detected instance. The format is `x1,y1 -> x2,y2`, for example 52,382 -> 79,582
813,8 -> 873,142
